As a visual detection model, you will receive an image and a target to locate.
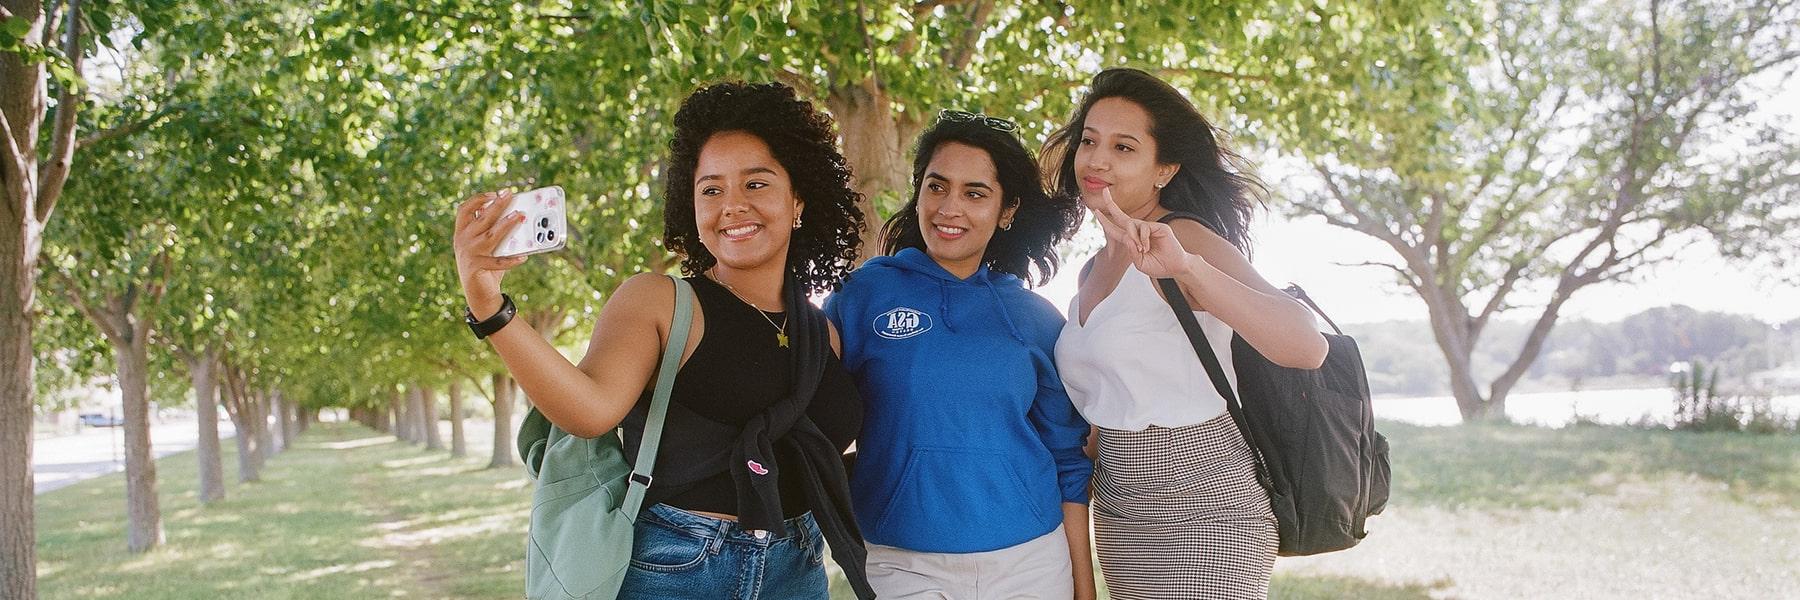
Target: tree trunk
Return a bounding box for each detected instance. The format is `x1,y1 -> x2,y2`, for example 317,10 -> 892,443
448,379 -> 467,458
419,383 -> 443,451
275,391 -> 294,450
250,391 -> 270,470
407,386 -> 427,445
393,389 -> 413,443
112,335 -> 163,552
0,211 -> 40,598
244,387 -> 268,472
1420,291 -> 1504,422
1482,288 -> 1579,422
402,389 -> 416,443
187,350 -> 225,504
1,3 -> 50,590
268,392 -> 284,452
224,373 -> 259,483
488,373 -> 515,469
1439,340 -> 1495,422
389,393 -> 403,441
826,76 -> 921,263
373,401 -> 390,433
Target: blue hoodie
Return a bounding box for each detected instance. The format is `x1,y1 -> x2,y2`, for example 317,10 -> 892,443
824,247 -> 1092,553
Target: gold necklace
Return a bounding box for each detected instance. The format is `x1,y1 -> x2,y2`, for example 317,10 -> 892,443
707,272 -> 790,348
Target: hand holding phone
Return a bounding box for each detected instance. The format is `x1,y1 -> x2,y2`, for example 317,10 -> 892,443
453,186 -> 570,318
493,186 -> 569,258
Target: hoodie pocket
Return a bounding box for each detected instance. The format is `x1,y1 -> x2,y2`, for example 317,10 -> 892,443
870,447 -> 1052,547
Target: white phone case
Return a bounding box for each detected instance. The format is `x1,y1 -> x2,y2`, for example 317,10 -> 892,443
494,186 -> 569,258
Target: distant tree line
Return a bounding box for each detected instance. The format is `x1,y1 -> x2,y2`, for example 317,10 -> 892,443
1351,306 -> 1797,397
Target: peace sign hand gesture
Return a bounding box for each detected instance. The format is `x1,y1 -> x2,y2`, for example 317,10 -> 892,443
1088,187 -> 1196,280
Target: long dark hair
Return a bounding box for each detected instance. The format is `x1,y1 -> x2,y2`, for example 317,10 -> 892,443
1042,67 -> 1265,252
662,81 -> 866,294
882,116 -> 1080,286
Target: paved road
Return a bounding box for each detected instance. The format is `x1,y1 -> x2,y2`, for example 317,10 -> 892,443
34,413 -> 525,495
34,417 -> 238,495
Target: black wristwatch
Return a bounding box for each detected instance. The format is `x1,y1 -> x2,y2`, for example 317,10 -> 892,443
465,294 -> 516,340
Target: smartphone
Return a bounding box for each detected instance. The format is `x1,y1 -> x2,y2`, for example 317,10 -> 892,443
493,186 -> 569,258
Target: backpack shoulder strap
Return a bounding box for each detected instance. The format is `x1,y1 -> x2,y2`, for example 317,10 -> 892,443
1158,209 -> 1343,335
1154,277 -> 1274,493
1156,210 -> 1209,226
1284,284 -> 1345,336
620,275 -> 695,516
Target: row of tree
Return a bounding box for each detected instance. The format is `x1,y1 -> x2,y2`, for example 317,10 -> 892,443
3,1 -> 1794,597
2,1 -> 1479,592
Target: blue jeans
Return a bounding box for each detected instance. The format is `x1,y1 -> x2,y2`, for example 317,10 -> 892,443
617,503 -> 829,600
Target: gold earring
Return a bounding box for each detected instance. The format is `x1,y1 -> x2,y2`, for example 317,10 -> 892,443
793,214 -> 803,229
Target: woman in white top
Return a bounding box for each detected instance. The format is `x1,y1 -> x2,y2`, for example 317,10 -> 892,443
1045,68 -> 1328,599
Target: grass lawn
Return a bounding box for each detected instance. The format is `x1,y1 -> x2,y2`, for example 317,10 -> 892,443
36,421 -> 1799,599
37,422 -> 532,599
1269,422 -> 1800,599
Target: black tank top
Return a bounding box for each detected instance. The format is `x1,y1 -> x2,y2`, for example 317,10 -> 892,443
623,276 -> 861,517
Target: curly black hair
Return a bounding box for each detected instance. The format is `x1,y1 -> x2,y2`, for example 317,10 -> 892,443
662,81 -> 866,294
1042,67 -> 1266,253
882,116 -> 1081,286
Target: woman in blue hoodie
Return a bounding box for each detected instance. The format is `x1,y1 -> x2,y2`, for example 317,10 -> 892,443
824,111 -> 1092,599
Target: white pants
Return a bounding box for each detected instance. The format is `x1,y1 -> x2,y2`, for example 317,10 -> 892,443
864,525 -> 1074,599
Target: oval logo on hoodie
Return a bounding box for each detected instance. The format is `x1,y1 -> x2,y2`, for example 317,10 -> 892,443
873,307 -> 933,340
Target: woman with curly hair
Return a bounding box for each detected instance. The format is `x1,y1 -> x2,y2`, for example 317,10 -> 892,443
1046,68 -> 1328,599
453,81 -> 875,600
824,111 -> 1094,599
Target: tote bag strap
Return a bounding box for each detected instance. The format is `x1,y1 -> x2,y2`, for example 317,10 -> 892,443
621,275 -> 695,517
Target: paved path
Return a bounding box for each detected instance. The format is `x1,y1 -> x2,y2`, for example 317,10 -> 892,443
34,413 -> 526,495
34,417 -> 238,495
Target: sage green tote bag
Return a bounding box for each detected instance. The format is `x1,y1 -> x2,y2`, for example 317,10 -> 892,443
517,275 -> 693,599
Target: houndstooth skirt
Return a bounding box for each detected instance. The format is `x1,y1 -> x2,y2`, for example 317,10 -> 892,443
1091,412 -> 1278,600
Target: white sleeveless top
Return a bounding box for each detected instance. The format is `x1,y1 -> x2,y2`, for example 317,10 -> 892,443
1054,265 -> 1237,431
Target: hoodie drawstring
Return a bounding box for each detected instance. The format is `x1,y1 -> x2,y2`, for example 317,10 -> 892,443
939,279 -> 953,333
985,278 -> 1027,345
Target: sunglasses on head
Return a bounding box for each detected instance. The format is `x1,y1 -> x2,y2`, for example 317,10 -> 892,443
938,109 -> 1018,133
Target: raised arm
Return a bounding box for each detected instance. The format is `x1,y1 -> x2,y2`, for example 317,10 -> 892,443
1163,218 -> 1327,369
454,190 -> 679,437
1087,189 -> 1327,369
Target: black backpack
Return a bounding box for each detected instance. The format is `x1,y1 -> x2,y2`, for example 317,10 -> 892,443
1152,217 -> 1390,556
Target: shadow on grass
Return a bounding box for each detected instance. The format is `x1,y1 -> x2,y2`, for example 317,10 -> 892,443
1271,573 -> 1453,599
1383,420 -> 1800,509
36,422 -> 533,600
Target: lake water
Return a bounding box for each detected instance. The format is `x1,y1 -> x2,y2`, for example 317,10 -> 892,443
1374,388 -> 1800,426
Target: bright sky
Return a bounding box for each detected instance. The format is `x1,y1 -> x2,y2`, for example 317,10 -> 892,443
1034,210 -> 1800,326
